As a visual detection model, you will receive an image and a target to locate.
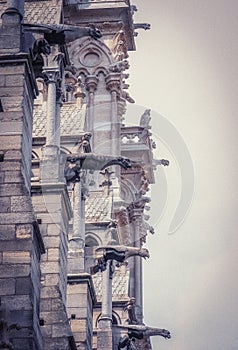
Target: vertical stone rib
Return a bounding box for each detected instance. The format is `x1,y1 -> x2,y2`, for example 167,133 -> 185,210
111,90 -> 118,156
134,217 -> 143,323
105,73 -> 121,157
100,265 -> 112,325
72,180 -> 81,239
85,75 -> 98,149
97,264 -> 113,350
46,79 -> 57,146
55,95 -> 61,149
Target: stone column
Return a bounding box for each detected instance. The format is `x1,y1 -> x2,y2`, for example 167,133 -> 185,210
99,264 -> 112,327
55,86 -> 62,150
72,180 -> 81,239
0,0 -> 23,54
97,262 -> 113,350
85,75 -> 98,147
41,46 -> 63,182
117,98 -> 126,125
68,170 -> 89,274
134,211 -> 143,323
7,0 -> 24,15
45,73 -> 58,146
70,179 -> 85,271
105,73 -> 121,156
80,185 -> 87,249
105,74 -> 122,200
130,201 -> 145,323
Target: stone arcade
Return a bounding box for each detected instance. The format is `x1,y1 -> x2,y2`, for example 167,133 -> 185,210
0,1 -> 170,349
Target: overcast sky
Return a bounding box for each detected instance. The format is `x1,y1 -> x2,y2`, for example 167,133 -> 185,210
126,1 -> 238,349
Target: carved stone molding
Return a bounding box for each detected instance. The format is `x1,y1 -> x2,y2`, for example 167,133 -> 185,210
93,21 -> 124,35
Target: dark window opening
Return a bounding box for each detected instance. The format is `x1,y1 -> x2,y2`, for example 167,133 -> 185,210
0,99 -> 3,112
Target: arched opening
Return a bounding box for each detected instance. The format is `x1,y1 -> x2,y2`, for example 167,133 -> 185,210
85,235 -> 99,247
95,311 -> 121,327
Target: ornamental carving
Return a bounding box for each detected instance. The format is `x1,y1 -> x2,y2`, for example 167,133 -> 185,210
109,60 -> 129,73
115,207 -> 131,245
68,38 -> 112,74
112,30 -> 129,61
115,206 -> 130,227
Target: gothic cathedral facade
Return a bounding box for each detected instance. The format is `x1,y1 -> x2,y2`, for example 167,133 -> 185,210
0,1 -> 170,349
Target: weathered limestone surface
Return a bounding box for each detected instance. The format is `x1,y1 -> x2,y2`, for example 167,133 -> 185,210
0,4 -> 45,348
67,274 -> 96,350
32,185 -> 73,349
0,46 -> 44,350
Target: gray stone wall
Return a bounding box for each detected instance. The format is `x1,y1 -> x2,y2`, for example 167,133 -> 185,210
0,57 -> 43,349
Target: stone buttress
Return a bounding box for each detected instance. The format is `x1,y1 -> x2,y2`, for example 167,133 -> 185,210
0,3 -> 44,350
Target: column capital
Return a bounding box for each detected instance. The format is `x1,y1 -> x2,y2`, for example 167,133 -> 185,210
85,75 -> 98,93
105,73 -> 121,94
43,69 -> 60,85
42,46 -> 64,84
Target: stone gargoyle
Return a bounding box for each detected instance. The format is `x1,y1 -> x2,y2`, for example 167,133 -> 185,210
124,297 -> 138,325
90,245 -> 149,275
126,324 -> 171,339
153,159 -> 170,167
96,245 -> 150,262
118,324 -> 171,349
65,153 -> 132,183
23,23 -> 102,45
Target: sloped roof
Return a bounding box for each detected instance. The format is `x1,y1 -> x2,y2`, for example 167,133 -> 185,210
0,1 -> 62,25
33,103 -> 86,137
24,1 -> 62,25
92,268 -> 129,302
85,191 -> 113,224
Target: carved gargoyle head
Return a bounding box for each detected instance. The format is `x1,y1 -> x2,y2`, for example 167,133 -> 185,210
89,25 -> 102,39
160,329 -> 171,339
119,157 -> 132,170
138,247 -> 150,259
124,246 -> 150,260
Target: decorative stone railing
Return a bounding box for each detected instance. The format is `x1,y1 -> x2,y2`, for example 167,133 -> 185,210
121,126 -> 153,148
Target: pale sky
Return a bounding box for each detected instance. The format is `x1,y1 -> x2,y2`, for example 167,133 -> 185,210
126,1 -> 238,349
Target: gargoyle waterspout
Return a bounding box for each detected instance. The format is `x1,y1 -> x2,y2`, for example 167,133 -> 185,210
90,245 -> 150,275
64,153 -> 132,183
23,23 -> 102,44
